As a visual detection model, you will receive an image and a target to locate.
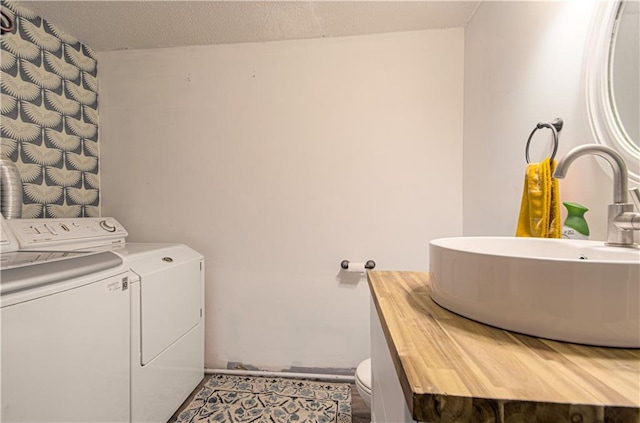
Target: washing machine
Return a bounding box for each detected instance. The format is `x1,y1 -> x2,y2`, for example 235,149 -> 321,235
1,217 -> 205,423
115,243 -> 204,423
1,216 -> 130,422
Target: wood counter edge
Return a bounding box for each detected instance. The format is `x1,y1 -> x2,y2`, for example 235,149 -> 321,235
367,270 -> 640,423
368,271 -> 417,415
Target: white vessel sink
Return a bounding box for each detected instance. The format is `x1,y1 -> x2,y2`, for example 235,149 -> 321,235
429,237 -> 640,348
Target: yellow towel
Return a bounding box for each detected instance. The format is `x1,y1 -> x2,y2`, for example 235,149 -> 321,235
516,157 -> 561,238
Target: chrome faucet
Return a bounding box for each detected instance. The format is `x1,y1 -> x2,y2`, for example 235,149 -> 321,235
553,144 -> 640,247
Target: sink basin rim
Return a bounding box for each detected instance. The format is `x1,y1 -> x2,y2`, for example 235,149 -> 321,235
428,236 -> 640,348
429,236 -> 640,264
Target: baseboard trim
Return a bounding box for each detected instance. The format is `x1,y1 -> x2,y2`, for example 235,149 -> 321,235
205,367 -> 356,383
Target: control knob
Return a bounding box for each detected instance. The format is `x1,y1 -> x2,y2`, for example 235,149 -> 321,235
99,219 -> 117,232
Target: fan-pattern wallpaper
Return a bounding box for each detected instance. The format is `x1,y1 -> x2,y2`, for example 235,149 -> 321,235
0,0 -> 100,218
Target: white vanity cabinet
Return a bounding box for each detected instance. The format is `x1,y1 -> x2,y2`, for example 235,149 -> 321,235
370,297 -> 416,423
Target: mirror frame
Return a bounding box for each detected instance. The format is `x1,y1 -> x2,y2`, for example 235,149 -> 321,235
586,0 -> 640,184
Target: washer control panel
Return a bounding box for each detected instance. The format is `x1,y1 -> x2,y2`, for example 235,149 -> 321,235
5,217 -> 128,251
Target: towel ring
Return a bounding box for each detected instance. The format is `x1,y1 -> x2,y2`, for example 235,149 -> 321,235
525,118 -> 563,163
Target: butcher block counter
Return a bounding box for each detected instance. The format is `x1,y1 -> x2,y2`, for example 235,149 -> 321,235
367,271 -> 640,423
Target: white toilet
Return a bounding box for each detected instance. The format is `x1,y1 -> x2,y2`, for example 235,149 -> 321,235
355,358 -> 372,408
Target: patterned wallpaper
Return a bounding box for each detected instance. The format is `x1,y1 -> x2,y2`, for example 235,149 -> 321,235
0,0 -> 100,218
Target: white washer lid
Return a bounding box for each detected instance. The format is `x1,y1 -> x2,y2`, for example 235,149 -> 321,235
355,358 -> 372,390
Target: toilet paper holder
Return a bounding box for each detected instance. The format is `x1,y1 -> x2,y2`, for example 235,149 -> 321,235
340,260 -> 376,271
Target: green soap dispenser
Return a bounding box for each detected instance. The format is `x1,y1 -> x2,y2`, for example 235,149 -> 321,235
562,202 -> 590,240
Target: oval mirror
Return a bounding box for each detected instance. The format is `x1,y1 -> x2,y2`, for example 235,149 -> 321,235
587,1 -> 640,184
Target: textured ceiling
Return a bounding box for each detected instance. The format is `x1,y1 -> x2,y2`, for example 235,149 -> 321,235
12,1 -> 480,52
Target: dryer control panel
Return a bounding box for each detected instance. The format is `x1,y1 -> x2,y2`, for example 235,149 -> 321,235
5,218 -> 128,251
1,216 -> 19,253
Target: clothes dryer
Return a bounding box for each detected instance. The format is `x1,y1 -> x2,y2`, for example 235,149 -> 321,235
115,243 -> 205,423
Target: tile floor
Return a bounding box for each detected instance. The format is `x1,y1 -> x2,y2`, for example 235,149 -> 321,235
168,376 -> 371,423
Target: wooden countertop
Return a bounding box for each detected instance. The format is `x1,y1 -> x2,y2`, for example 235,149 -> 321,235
368,271 -> 640,423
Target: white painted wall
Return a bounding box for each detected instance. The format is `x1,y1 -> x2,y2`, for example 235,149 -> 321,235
463,0 -> 621,240
97,29 -> 463,371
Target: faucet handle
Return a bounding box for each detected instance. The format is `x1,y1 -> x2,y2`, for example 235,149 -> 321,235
630,187 -> 640,211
